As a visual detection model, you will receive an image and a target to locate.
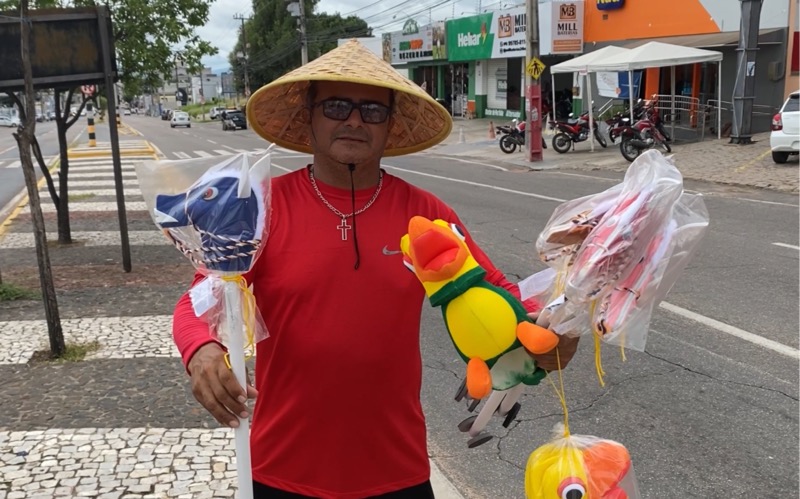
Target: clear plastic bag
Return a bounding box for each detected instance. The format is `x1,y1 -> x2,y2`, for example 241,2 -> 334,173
525,424 -> 641,499
525,150 -> 709,353
566,150 -> 684,305
135,150 -> 274,347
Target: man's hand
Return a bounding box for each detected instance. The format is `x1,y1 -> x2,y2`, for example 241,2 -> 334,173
187,343 -> 258,428
533,334 -> 580,372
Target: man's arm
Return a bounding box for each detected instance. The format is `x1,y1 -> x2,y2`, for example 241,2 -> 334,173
173,271 -> 257,428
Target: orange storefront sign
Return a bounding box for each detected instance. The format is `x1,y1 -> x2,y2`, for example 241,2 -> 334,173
584,0 -> 720,42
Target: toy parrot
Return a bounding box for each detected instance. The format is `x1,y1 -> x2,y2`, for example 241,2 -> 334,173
525,432 -> 639,499
400,216 -> 559,400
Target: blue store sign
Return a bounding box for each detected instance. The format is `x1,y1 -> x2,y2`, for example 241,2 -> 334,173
596,0 -> 624,10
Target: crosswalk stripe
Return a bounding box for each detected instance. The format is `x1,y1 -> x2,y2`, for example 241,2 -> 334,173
174,152 -> 191,159
70,172 -> 137,179
194,151 -> 213,158
214,149 -> 233,156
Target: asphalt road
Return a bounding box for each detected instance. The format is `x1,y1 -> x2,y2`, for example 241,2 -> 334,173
0,120 -> 84,215
17,115 -> 800,497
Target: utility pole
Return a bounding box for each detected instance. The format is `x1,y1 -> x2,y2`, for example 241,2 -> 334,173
730,0 -> 763,144
287,0 -> 308,65
234,13 -> 252,97
525,0 -> 543,162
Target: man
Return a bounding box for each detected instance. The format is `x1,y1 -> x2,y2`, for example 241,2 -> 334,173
173,40 -> 578,499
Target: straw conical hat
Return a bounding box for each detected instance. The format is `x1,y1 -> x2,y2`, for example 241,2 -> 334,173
246,39 -> 452,157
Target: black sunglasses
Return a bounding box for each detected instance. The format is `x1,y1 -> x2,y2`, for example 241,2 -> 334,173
315,98 -> 391,124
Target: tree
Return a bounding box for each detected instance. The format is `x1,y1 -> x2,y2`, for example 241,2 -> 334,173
230,0 -> 370,89
0,0 -> 218,242
0,0 -> 217,104
11,0 -> 66,358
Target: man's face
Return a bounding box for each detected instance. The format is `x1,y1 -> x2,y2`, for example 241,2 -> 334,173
309,81 -> 393,166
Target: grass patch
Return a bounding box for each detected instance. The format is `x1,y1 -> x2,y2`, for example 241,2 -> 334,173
69,193 -> 95,202
29,340 -> 101,363
0,282 -> 40,301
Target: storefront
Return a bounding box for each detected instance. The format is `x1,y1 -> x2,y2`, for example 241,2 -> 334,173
445,1 -> 585,119
582,0 -> 792,132
384,20 -> 450,106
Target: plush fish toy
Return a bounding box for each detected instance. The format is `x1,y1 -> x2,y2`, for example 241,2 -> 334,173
153,154 -> 270,274
400,216 -> 559,400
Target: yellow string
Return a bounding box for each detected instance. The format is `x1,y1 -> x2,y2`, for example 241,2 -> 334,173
221,275 -> 257,361
589,300 -> 606,388
620,343 -> 627,362
545,348 -> 570,438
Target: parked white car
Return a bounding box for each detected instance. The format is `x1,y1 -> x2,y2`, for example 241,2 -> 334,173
770,91 -> 799,164
0,115 -> 20,127
170,111 -> 191,128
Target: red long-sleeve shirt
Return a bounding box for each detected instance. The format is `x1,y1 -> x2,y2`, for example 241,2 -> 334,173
173,167 -> 537,498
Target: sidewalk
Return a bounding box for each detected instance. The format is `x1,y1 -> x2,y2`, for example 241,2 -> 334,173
433,117 -> 799,193
0,138 -> 464,498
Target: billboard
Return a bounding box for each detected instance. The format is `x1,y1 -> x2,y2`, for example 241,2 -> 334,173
0,7 -> 118,91
389,20 -> 447,64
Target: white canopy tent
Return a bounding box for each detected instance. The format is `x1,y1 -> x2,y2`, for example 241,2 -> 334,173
588,42 -> 725,139
548,46 -> 633,151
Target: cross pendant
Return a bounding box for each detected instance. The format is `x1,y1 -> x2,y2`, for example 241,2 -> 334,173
338,217 -> 351,241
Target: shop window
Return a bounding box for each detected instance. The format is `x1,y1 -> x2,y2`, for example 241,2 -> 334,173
792,31 -> 799,74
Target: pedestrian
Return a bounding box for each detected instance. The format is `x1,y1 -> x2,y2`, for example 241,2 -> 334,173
172,39 -> 579,499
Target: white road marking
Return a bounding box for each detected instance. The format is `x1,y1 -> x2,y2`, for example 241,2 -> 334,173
194,151 -> 213,158
547,171 -> 619,181
173,152 -> 191,159
732,197 -> 799,208
5,160 -> 20,168
381,164 -> 567,203
439,157 -> 508,172
772,242 -> 800,251
207,139 -> 218,144
214,149 -> 233,156
659,302 -> 800,360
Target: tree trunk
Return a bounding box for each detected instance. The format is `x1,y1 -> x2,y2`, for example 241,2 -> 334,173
15,0 -> 65,358
53,90 -> 72,244
55,118 -> 72,244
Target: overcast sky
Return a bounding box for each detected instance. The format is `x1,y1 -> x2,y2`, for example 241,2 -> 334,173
196,0 -> 518,73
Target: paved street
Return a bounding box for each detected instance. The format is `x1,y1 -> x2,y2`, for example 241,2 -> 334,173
0,114 -> 797,498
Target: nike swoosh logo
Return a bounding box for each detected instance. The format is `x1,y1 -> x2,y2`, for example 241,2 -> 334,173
382,245 -> 402,256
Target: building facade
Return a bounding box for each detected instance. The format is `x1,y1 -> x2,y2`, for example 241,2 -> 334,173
380,0 -> 795,131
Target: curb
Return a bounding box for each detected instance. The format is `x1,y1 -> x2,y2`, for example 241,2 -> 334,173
0,154 -> 62,238
68,148 -> 155,159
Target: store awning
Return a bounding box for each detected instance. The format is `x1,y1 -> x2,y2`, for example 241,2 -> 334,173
550,45 -> 631,74
589,41 -> 723,72
619,28 -> 784,49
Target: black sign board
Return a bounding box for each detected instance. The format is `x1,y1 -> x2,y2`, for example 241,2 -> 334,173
0,6 -> 117,91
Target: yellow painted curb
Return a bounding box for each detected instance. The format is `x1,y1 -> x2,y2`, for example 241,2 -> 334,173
0,155 -> 61,239
68,148 -> 155,159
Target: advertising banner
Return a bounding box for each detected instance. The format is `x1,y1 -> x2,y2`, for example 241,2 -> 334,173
551,1 -> 584,54
389,19 -> 447,64
446,4 -> 570,62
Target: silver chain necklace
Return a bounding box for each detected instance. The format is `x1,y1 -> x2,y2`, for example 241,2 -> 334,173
308,167 -> 384,241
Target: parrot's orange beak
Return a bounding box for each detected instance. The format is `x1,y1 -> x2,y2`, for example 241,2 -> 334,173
407,216 -> 468,283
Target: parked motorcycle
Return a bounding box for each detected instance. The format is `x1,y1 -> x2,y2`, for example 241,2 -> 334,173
550,110 -> 607,153
618,102 -> 672,162
497,119 -> 547,154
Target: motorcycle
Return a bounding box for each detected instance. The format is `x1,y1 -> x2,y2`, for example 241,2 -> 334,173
550,110 -> 608,153
497,119 -> 547,154
618,102 -> 672,162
